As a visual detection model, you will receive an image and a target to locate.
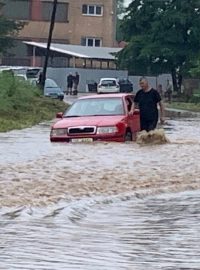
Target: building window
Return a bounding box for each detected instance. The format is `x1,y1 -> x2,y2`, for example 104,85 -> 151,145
82,4 -> 103,16
2,0 -> 30,20
95,39 -> 101,47
96,6 -> 102,15
42,1 -> 68,22
81,37 -> 102,47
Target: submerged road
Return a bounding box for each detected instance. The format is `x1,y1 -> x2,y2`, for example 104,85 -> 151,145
0,96 -> 200,269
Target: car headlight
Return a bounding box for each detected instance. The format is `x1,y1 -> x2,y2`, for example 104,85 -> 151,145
51,128 -> 68,136
97,126 -> 118,134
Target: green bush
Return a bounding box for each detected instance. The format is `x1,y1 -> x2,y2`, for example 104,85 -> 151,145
188,88 -> 200,103
0,73 -> 67,132
190,95 -> 200,104
167,101 -> 200,112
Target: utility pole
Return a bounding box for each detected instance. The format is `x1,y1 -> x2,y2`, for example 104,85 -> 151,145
41,0 -> 57,90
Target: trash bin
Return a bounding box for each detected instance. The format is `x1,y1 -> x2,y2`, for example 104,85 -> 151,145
86,80 -> 97,92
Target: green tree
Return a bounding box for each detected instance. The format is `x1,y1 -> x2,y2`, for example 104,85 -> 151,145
117,0 -> 200,92
116,0 -> 126,41
189,57 -> 200,77
117,0 -> 125,15
0,13 -> 24,55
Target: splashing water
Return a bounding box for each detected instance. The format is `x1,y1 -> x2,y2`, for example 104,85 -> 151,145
136,128 -> 170,145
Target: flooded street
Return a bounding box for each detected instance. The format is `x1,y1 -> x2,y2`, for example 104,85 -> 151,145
0,117 -> 200,269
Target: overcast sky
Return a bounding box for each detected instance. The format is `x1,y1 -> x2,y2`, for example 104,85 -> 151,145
124,0 -> 132,7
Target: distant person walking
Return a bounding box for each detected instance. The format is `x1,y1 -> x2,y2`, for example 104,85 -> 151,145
131,77 -> 164,132
73,72 -> 80,95
66,72 -> 73,95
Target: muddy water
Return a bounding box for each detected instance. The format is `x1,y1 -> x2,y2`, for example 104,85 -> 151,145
0,118 -> 200,269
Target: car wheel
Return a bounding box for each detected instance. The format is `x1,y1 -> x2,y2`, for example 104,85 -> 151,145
125,130 -> 132,141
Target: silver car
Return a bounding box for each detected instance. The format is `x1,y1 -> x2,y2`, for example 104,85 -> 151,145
44,79 -> 64,101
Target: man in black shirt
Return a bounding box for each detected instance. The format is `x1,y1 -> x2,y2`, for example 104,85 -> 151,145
132,77 -> 164,132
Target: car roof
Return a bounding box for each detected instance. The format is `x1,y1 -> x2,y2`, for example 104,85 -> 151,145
46,78 -> 56,83
100,78 -> 118,81
78,93 -> 134,100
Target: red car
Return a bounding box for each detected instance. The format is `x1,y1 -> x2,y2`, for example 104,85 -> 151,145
50,93 -> 140,142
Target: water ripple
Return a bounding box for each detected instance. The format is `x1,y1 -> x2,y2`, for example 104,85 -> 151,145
0,118 -> 200,269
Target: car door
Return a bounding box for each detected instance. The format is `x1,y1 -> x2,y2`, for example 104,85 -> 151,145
125,96 -> 141,133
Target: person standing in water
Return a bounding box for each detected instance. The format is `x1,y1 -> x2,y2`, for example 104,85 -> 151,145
131,77 -> 165,132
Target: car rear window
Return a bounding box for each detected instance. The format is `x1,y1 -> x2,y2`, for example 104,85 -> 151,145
101,80 -> 117,86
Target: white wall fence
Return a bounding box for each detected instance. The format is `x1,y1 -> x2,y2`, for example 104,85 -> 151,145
47,67 -> 171,93
129,74 -> 172,93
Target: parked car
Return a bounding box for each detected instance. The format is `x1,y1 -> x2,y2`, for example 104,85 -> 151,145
44,78 -> 64,100
14,74 -> 27,81
0,66 -> 42,79
14,74 -> 40,86
118,78 -> 133,93
26,68 -> 42,79
50,93 -> 140,143
97,78 -> 120,94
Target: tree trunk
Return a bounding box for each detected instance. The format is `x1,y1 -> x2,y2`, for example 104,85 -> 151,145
177,74 -> 182,93
171,68 -> 182,93
171,68 -> 178,92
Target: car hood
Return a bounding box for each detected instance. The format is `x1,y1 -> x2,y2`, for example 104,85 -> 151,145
53,115 -> 126,128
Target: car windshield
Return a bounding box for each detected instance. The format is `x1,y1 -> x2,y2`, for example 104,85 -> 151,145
44,79 -> 62,94
45,79 -> 58,88
64,97 -> 124,117
101,80 -> 117,86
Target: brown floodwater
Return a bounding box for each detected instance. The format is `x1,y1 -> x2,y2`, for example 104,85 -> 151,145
0,117 -> 200,269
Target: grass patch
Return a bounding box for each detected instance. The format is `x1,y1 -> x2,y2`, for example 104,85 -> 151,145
0,73 -> 67,132
166,102 -> 200,112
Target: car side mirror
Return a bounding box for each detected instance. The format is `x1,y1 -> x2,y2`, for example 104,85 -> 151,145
56,112 -> 63,118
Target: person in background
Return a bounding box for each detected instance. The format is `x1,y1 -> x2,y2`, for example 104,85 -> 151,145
37,71 -> 44,89
73,72 -> 80,95
66,72 -> 73,95
157,84 -> 163,98
165,79 -> 173,103
131,77 -> 165,132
